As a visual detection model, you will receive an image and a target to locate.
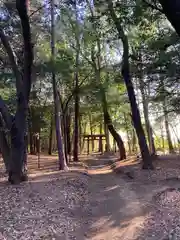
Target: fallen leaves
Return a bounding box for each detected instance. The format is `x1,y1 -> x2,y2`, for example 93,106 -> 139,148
0,172 -> 89,240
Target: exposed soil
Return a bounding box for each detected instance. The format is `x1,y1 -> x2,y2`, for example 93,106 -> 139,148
0,154 -> 180,239
83,154 -> 180,240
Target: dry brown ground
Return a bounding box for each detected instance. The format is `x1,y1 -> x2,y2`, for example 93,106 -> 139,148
84,154 -> 180,240
0,154 -> 180,239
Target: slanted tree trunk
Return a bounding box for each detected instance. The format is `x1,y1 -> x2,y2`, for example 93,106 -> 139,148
101,86 -> 126,159
107,0 -> 153,169
104,109 -> 126,159
158,1 -> 180,37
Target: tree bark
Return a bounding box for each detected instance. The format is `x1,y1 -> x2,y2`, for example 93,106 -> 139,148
51,0 -> 67,170
73,73 -> 79,161
101,86 -> 126,159
0,115 -> 10,171
138,61 -> 156,155
124,113 -> 131,154
48,114 -> 53,155
89,114 -> 94,152
163,103 -> 175,154
0,0 -> 34,184
28,108 -> 35,154
99,122 -> 103,153
107,0 -> 153,169
158,1 -> 180,37
104,110 -> 126,159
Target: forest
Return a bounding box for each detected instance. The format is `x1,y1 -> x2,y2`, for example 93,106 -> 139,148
0,0 -> 180,239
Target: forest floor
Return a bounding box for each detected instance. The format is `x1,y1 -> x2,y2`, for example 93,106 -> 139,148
0,153 -> 180,239
82,153 -> 180,240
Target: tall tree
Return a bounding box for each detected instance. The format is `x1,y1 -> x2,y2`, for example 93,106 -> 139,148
50,0 -> 67,170
0,0 -> 33,183
73,1 -> 80,162
107,0 -> 154,169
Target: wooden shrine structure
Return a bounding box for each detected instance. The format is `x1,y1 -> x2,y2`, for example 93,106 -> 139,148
83,134 -> 106,155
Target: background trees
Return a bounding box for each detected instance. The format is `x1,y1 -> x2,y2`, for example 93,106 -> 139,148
0,0 -> 180,183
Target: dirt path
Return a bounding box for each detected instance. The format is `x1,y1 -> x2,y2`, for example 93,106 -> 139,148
85,172 -> 145,239
73,155 -> 180,240
72,156 -> 145,240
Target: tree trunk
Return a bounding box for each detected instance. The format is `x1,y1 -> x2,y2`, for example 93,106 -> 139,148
104,121 -> 110,152
124,113 -> 131,154
104,109 -> 126,160
8,110 -> 28,184
89,114 -> 94,152
73,74 -> 79,161
0,115 -> 10,171
132,128 -> 137,153
51,0 -> 67,170
48,114 -> 53,155
28,108 -> 35,154
138,68 -> 156,155
107,0 -> 153,169
99,122 -> 103,153
100,85 -> 126,159
4,0 -> 33,183
81,121 -> 87,153
163,103 -> 174,154
158,1 -> 180,37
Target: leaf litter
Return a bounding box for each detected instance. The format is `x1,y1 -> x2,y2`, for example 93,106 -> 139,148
0,172 -> 89,240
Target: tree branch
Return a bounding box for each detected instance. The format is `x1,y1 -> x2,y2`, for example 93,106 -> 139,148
142,0 -> 164,13
63,74 -> 91,114
16,0 -> 33,102
0,28 -> 22,92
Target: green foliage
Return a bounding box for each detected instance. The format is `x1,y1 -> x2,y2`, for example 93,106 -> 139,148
1,0 -> 180,153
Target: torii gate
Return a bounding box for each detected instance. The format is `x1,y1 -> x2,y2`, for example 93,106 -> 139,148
83,134 -> 106,155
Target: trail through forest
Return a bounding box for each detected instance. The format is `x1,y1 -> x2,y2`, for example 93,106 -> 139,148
0,155 -> 180,239
77,155 -> 180,240
78,156 -> 145,240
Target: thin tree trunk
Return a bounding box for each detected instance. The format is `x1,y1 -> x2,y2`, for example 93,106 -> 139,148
73,68 -> 79,162
48,114 -> 53,155
99,122 -> 103,153
73,0 -> 80,162
28,108 -> 34,154
51,0 -> 67,170
132,128 -> 137,153
138,69 -> 156,155
89,114 -> 94,152
124,113 -> 131,154
163,103 -> 174,154
107,0 -> 153,169
104,121 -> 110,152
81,121 -> 87,153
